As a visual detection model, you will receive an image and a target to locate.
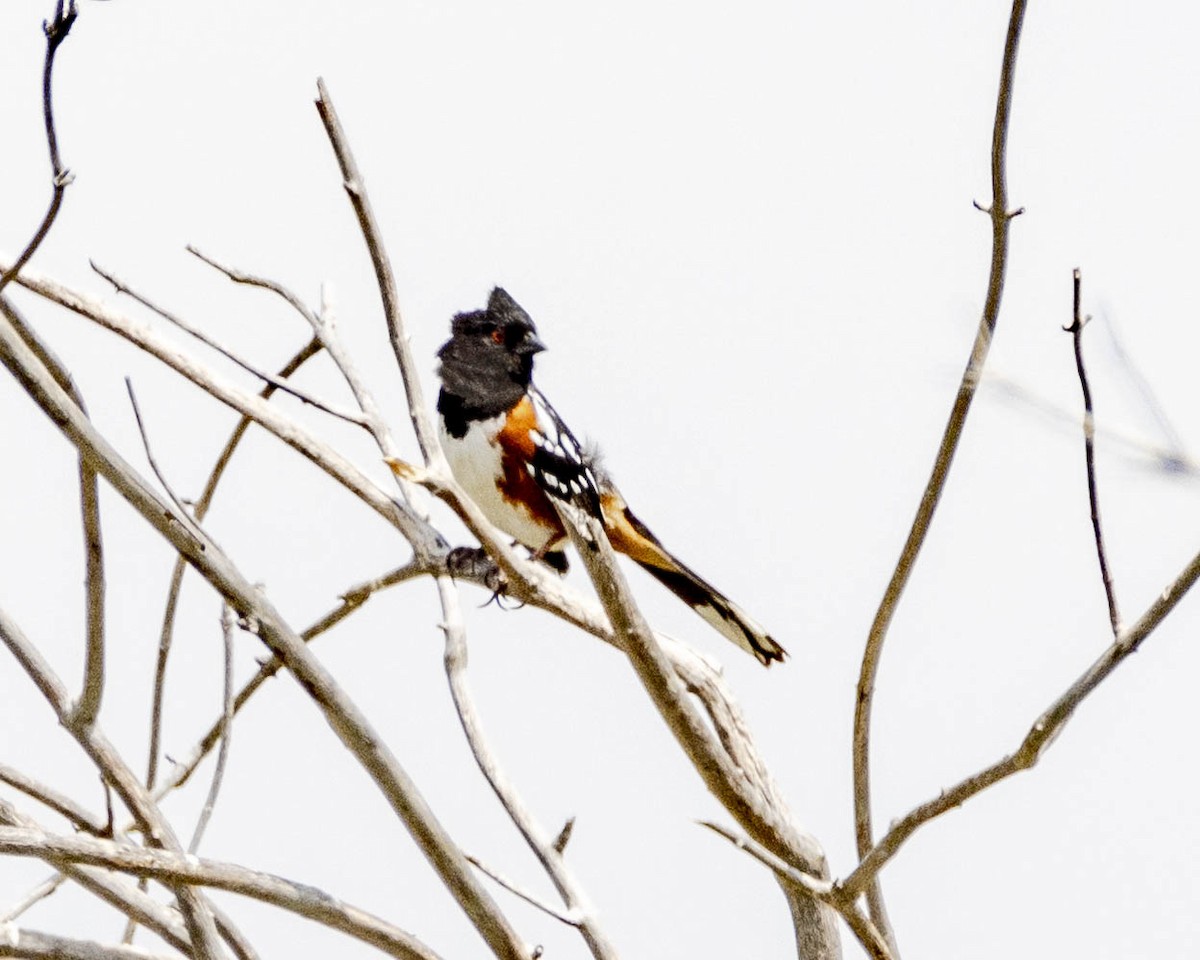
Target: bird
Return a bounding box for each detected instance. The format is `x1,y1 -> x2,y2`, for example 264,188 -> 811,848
435,287 -> 786,667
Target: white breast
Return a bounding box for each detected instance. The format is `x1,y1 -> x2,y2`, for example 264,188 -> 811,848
439,413 -> 559,552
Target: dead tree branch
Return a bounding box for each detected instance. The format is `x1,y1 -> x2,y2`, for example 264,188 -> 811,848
0,299 -> 532,960
851,0 -> 1028,948
0,823 -> 444,960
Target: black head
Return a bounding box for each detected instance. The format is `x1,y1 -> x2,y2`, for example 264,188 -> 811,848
437,288 -> 546,426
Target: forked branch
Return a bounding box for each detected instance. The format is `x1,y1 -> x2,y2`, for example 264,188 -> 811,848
851,0 -> 1029,947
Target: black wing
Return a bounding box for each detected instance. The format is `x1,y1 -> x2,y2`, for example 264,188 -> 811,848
526,387 -> 603,517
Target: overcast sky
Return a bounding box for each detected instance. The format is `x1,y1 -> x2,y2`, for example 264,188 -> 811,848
3,2 -> 1200,958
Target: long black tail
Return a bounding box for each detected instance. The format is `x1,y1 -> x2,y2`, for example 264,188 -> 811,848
599,489 -> 786,666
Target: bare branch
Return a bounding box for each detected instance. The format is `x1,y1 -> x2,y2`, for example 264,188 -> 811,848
700,822 -> 892,960
0,926 -> 180,960
0,609 -> 223,958
74,451 -> 105,730
94,261 -> 370,429
0,824 -> 443,960
560,509 -> 840,958
1065,268 -> 1121,635
124,378 -> 206,540
0,876 -> 65,926
2,262 -> 433,546
852,0 -> 1029,947
314,78 -> 445,470
439,577 -> 618,959
158,560 -> 426,799
0,304 -> 531,960
0,766 -> 106,835
145,337 -> 321,793
465,855 -> 582,928
840,544 -> 1200,898
0,293 -> 107,731
0,803 -> 193,953
0,0 -> 78,296
188,606 -> 236,855
187,245 -> 322,328
134,338 -> 322,950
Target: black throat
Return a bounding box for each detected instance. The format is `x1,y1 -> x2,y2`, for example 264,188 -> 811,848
436,338 -> 533,439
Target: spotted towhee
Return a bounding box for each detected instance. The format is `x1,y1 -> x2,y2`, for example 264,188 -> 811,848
436,288 -> 786,666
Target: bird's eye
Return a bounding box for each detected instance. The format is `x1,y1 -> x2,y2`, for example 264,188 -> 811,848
491,327 -> 505,345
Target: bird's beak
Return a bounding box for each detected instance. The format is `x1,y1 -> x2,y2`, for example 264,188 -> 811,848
520,334 -> 546,356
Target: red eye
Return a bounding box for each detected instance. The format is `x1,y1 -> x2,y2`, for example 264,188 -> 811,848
491,328 -> 505,344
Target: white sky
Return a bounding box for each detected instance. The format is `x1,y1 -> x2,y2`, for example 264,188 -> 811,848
3,1 -> 1200,958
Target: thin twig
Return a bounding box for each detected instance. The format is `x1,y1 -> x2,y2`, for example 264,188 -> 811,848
986,373 -> 1200,478
1066,268 -> 1121,635
188,606 -> 236,855
465,855 -> 582,928
0,875 -> 65,924
124,378 -> 206,542
95,261 -> 369,429
187,245 -> 322,327
851,1 -> 1028,949
0,0 -> 78,296
0,766 -> 106,835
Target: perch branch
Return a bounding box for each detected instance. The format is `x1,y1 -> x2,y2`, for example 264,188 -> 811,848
852,0 -> 1028,947
0,307 -> 531,960
307,89 -> 616,954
